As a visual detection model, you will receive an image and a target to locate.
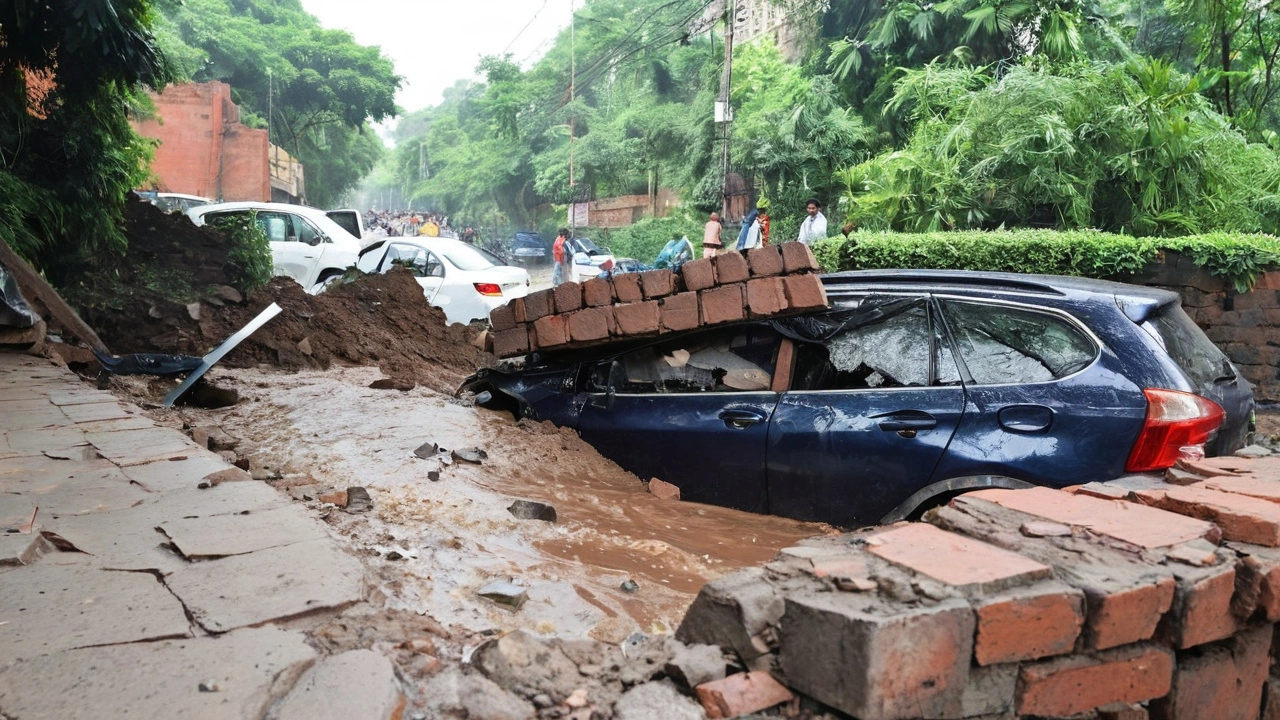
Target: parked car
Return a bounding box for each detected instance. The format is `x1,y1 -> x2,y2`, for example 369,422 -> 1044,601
566,237 -> 615,283
357,237 -> 530,324
609,258 -> 650,275
325,209 -> 366,243
460,270 -> 1254,528
508,232 -> 550,267
189,202 -> 362,293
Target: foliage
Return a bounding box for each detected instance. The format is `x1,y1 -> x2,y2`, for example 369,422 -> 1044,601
589,216 -> 698,263
815,229 -> 1280,291
205,213 -> 272,291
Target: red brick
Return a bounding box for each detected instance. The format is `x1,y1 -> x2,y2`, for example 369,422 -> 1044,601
489,303 -> 517,331
648,478 -> 680,501
681,258 -> 717,291
1163,564 -> 1238,649
659,292 -> 700,333
639,269 -> 677,299
1016,644 -> 1174,717
1231,542 -> 1280,621
611,273 -> 644,303
613,302 -> 660,336
713,250 -> 750,285
1149,624 -> 1272,720
868,523 -> 1051,591
966,487 -> 1219,549
695,672 -> 795,719
532,315 -> 569,349
781,274 -> 829,312
492,326 -> 530,358
1132,484 -> 1280,546
1090,578 -> 1178,651
780,241 -> 821,273
1203,474 -> 1280,503
746,278 -> 787,318
974,584 -> 1085,665
512,297 -> 529,324
566,308 -> 610,343
553,281 -> 583,313
1099,702 -> 1150,720
524,289 -> 555,322
747,245 -> 784,277
317,489 -> 348,507
701,284 -> 746,325
582,277 -> 613,307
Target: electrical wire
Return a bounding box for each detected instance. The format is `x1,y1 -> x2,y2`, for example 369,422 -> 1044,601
503,0 -> 554,55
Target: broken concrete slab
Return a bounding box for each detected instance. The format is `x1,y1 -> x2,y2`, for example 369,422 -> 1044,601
508,499 -> 557,522
0,531 -> 51,569
58,401 -> 136,424
0,559 -> 191,661
160,505 -> 329,559
164,538 -> 364,632
417,666 -> 535,720
614,679 -> 706,720
43,503 -> 191,573
676,566 -> 783,662
272,649 -> 402,720
478,579 -> 529,611
120,454 -> 240,493
85,426 -> 203,466
0,626 -> 315,719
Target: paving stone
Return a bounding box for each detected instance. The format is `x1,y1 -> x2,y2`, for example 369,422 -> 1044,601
274,649 -> 402,720
59,401 -> 135,424
533,314 -> 570,349
1016,644 -> 1175,717
0,425 -> 89,458
493,326 -> 531,358
165,538 -> 364,632
695,671 -> 794,718
0,400 -> 74,431
746,246 -> 784,277
0,626 -> 315,719
8,472 -> 152,518
583,277 -> 614,307
1149,623 -> 1272,720
781,274 -> 828,311
612,273 -> 645,303
0,559 -> 191,661
1131,484 -> 1280,546
160,505 -> 329,559
745,277 -> 787,318
779,241 -> 821,273
85,426 -> 202,466
868,523 -> 1051,592
47,388 -> 118,406
524,289 -> 555,321
567,308 -> 611,343
490,303 -> 517,331
614,301 -> 661,336
553,281 -> 584,313
120,454 -> 243,493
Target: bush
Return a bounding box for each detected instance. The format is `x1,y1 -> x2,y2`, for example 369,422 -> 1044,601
586,216 -> 701,264
206,213 -> 273,291
815,230 -> 1280,291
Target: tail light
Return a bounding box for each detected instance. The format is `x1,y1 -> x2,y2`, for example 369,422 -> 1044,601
1125,388 -> 1225,472
474,283 -> 503,297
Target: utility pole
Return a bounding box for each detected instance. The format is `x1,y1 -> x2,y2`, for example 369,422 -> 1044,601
267,68 -> 273,146
718,0 -> 735,221
569,0 -> 578,237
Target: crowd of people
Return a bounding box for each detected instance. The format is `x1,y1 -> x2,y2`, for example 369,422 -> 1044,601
701,196 -> 828,259
362,210 -> 477,243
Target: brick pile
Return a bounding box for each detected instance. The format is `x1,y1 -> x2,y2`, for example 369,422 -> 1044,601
487,242 -> 830,358
676,456 -> 1280,719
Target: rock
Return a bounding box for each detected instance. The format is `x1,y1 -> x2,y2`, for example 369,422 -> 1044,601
418,667 -> 534,720
413,441 -> 439,459
620,579 -> 640,593
1021,521 -> 1072,538
614,680 -> 706,720
472,630 -> 586,701
478,579 -> 528,610
197,680 -> 220,692
274,650 -> 402,720
213,285 -> 243,303
344,486 -> 373,513
648,478 -> 681,501
565,688 -> 589,708
370,378 -> 414,391
186,302 -> 202,321
676,566 -> 784,661
453,447 -> 488,464
318,489 -> 349,507
508,500 -> 557,522
179,381 -> 238,409
664,644 -> 727,690
1236,445 -> 1273,458
192,426 -> 238,452
297,337 -> 312,356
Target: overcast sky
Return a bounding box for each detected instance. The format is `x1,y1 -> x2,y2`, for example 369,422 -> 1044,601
298,0 -> 573,117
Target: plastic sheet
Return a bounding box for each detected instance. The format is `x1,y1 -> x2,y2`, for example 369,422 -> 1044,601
0,265 -> 38,329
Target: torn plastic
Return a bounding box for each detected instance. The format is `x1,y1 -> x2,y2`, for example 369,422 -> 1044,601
93,351 -> 203,376
0,265 -> 38,329
771,295 -> 920,344
654,237 -> 694,270
775,296 -> 933,388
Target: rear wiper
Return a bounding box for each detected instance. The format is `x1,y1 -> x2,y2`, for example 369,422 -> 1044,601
1213,360 -> 1238,384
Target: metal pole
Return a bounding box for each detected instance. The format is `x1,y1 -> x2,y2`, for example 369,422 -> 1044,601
569,0 -> 577,236
720,0 -> 735,220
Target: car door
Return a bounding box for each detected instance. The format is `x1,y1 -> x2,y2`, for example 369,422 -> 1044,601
577,325 -> 783,514
930,296 -> 1146,485
766,296 -> 967,527
380,244 -> 444,303
286,213 -> 331,287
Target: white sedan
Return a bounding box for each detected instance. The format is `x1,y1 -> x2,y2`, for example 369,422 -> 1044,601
357,237 -> 530,325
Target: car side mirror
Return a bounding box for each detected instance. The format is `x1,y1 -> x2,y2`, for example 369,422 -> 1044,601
305,235 -> 323,247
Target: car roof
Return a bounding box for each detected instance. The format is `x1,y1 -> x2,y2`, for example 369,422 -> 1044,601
157,193 -> 212,202
384,237 -> 476,253
193,201 -> 329,218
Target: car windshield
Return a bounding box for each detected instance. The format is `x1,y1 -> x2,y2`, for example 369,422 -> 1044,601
442,244 -> 497,271
573,237 -> 603,254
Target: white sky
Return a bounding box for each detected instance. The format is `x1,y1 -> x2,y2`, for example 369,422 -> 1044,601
298,0 -> 573,116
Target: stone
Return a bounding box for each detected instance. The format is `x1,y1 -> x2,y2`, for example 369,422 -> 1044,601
554,281 -> 584,313
613,302 -> 661,336
676,567 -> 784,662
681,258 -> 717,292
700,284 -> 746,325
649,478 -> 681,501
567,308 -> 611,343
868,523 -> 1052,592
639,269 -> 678,299
524,289 -> 555,321
612,273 -> 645,303
1016,644 -> 1174,717
583,277 -> 614,307
533,315 -> 570,349
747,246 -> 784,277
297,337 -> 312,356
419,667 -> 536,720
345,486 -> 373,513
318,488 -> 349,507
493,326 -> 531,358
186,302 -> 202,321
712,251 -> 750,285
490,303 -> 518,331
614,680 -> 706,720
1236,445 -> 1273,458
274,650 -> 402,720
213,285 -> 243,303
1149,623 -> 1272,720
191,425 -> 237,452
695,671 -> 794,719
781,274 -> 829,311
664,643 -> 726,690
369,378 -> 414,391
508,500 -> 557,522
659,292 -> 700,333
745,278 -> 787,318
779,241 -> 821,273
478,579 -> 528,610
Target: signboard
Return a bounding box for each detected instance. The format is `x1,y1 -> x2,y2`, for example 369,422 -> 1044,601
568,202 -> 589,228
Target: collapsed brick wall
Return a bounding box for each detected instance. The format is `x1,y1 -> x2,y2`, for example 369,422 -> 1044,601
677,456 -> 1280,720
488,242 -> 831,358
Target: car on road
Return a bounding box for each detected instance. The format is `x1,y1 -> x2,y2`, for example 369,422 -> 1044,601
357,237 -> 530,324
189,202 -> 362,293
461,270 -> 1254,528
508,231 -> 550,267
565,237 -> 616,283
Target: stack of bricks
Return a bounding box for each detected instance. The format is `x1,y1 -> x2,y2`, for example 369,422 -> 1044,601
486,242 -> 830,358
676,455 -> 1280,720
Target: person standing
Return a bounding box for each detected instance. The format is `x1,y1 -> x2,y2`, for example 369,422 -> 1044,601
552,228 -> 570,286
796,198 -> 827,245
702,212 -> 724,258
756,196 -> 771,245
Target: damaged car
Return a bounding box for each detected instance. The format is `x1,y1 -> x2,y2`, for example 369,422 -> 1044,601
461,270 -> 1254,528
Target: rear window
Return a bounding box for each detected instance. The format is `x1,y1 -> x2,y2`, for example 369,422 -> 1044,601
1141,305 -> 1233,388
941,300 -> 1097,385
442,244 -> 497,271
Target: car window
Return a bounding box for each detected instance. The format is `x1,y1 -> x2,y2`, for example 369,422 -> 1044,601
941,300 -> 1096,385
386,244 -> 434,277
1141,305 -> 1234,389
792,302 -> 935,389
292,215 -> 322,244
594,327 -> 780,394
442,244 -> 496,271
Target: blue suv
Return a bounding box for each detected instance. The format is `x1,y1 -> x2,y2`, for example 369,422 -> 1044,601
461,271 -> 1253,527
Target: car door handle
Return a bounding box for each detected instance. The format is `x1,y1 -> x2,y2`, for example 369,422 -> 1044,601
719,409 -> 766,430
875,413 -> 938,432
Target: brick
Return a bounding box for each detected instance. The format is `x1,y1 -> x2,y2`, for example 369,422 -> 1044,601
1229,542 -> 1280,621
611,272 -> 644,303
511,297 -> 529,324
659,292 -> 700,333
780,241 -> 821,273
648,478 -> 680,501
1202,474 -> 1280,503
1132,484 -> 1280,546
974,583 -> 1085,665
1159,562 -> 1238,649
779,593 -> 974,720
1016,644 -> 1174,717
681,257 -> 717,291
532,315 -> 569,349
566,308 -> 610,343
1149,623 -> 1272,720
747,245 -> 784,277
492,326 -> 530,358
1099,702 -> 1150,720
676,567 -> 783,662
867,523 -> 1051,592
745,277 -> 787,318
613,302 -> 661,336
489,303 -> 517,331
317,489 -> 348,507
713,250 -> 750,285
582,277 -> 613,307
552,281 -> 583,313
695,672 -> 794,719
781,274 -> 829,312
965,487 -> 1219,549
700,284 -> 746,325
524,289 -> 555,322
639,269 -> 677,299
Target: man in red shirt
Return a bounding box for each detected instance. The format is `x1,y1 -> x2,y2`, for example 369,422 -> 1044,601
552,228 -> 570,286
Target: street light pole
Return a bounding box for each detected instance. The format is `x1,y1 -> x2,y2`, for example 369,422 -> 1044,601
719,0 -> 735,221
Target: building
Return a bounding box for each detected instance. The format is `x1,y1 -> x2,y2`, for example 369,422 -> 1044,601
131,81 -> 305,204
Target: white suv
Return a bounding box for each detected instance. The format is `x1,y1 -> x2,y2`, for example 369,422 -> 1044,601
189,202 -> 362,292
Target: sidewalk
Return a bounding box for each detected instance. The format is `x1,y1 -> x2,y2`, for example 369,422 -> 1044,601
0,352 -> 400,718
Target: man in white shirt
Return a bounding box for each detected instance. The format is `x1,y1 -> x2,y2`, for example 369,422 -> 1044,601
796,198 -> 827,245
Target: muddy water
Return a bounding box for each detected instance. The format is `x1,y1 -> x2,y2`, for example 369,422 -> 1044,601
180,366 -> 828,643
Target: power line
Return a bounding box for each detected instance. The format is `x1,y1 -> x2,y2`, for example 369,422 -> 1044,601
503,0 -> 554,55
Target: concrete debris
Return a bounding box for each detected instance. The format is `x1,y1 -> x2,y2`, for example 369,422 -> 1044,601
452,447 -> 487,464
507,499 -> 557,522
663,643 -> 726,690
272,649 -> 403,720
417,667 -> 534,720
344,486 -> 373,513
648,478 -> 681,501
413,441 -> 439,459
1237,444 -> 1274,458
695,671 -> 795,719
614,680 -> 707,720
296,337 -> 312,356
620,579 -> 640,593
317,488 -> 349,507
477,579 -> 528,611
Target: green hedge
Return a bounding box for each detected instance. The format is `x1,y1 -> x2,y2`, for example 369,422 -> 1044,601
812,230 -> 1280,292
